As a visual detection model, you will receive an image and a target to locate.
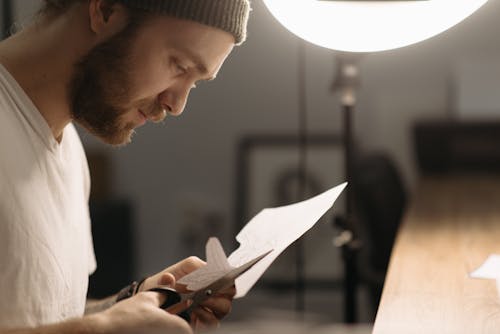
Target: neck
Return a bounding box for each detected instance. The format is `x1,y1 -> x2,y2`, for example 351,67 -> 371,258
0,7 -> 93,142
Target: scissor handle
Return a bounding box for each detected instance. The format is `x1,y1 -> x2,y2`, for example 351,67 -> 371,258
148,287 -> 191,323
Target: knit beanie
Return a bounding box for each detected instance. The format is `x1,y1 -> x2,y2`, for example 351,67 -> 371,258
118,0 -> 251,44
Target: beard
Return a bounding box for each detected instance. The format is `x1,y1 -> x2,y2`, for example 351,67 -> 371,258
70,20 -> 165,146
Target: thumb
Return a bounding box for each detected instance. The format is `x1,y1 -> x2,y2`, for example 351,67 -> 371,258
158,272 -> 176,287
147,287 -> 182,309
144,290 -> 170,309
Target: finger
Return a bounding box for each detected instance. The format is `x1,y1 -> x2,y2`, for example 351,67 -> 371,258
191,313 -> 200,331
138,272 -> 176,292
199,296 -> 232,320
167,256 -> 206,279
216,285 -> 236,299
191,306 -> 220,329
158,272 -> 176,287
191,313 -> 212,333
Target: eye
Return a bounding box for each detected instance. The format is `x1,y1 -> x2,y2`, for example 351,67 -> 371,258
176,63 -> 187,75
171,58 -> 188,76
176,64 -> 187,73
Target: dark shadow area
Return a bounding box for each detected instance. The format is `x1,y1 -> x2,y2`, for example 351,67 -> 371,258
414,120 -> 500,175
85,151 -> 135,299
1,0 -> 13,40
353,153 -> 407,315
87,199 -> 135,299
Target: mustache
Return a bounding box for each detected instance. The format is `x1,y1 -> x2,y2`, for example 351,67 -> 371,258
139,100 -> 167,123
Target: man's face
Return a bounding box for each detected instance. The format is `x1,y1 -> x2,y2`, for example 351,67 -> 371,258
71,14 -> 235,146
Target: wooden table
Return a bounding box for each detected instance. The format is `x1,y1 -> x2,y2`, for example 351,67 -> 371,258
373,176 -> 500,334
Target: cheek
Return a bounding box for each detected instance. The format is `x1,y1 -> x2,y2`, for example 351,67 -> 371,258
127,59 -> 176,100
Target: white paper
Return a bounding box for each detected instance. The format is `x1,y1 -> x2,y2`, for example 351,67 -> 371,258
230,182 -> 346,297
470,254 -> 500,279
178,237 -> 233,291
178,183 -> 346,298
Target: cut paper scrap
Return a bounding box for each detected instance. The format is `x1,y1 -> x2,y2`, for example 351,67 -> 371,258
178,183 -> 346,298
470,254 -> 500,279
229,182 -> 346,298
469,254 -> 500,298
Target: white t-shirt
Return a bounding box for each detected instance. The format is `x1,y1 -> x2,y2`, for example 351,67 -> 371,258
0,64 -> 96,327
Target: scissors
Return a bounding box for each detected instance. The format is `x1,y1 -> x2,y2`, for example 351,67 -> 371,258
148,249 -> 272,322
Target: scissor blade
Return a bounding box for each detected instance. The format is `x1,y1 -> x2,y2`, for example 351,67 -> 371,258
225,249 -> 273,282
188,249 -> 273,306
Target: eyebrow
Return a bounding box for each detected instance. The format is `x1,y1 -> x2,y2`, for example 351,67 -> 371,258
176,46 -> 217,81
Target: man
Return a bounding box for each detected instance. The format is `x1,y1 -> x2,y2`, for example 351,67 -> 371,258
0,0 -> 249,333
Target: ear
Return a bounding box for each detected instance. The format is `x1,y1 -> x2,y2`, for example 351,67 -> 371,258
88,0 -> 129,40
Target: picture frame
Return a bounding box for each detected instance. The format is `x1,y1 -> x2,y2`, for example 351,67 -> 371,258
233,133 -> 346,287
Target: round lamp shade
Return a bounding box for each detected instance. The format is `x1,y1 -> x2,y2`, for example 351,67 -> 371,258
262,0 -> 489,52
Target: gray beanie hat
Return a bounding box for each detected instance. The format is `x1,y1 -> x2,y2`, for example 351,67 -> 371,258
119,0 -> 251,44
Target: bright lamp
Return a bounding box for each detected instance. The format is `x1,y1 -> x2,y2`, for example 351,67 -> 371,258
262,0 -> 489,52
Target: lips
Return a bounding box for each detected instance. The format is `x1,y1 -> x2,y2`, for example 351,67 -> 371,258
137,109 -> 147,126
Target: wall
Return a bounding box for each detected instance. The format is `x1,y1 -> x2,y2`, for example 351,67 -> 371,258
10,0 -> 500,280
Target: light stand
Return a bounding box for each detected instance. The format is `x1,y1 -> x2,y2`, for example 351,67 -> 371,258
331,54 -> 363,323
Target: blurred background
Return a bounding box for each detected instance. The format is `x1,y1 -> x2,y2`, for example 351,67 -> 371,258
3,0 -> 500,331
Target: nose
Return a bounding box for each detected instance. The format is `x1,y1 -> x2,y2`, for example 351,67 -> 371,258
158,82 -> 193,117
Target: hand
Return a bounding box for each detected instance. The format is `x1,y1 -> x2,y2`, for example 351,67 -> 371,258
97,288 -> 193,334
140,257 -> 235,331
